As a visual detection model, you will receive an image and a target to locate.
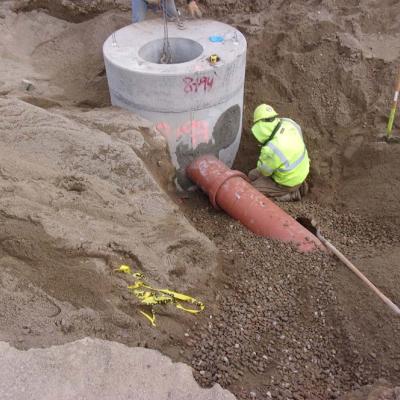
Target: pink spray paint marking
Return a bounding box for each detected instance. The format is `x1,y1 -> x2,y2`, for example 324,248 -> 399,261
156,120 -> 210,147
155,121 -> 172,137
177,120 -> 210,147
183,76 -> 214,94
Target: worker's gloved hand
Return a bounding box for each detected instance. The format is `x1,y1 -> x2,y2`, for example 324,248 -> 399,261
188,0 -> 202,18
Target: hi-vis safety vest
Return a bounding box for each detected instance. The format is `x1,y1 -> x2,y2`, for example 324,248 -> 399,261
257,118 -> 310,187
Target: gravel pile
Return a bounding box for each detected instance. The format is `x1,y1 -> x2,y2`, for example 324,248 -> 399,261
281,201 -> 398,257
182,197 -> 400,400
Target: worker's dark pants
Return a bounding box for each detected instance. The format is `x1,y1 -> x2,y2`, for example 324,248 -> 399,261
132,0 -> 178,23
248,169 -> 301,199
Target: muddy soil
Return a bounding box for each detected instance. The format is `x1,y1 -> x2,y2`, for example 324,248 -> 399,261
1,0 -> 400,399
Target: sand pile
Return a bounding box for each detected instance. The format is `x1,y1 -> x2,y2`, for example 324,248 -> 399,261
0,1 -> 218,350
12,0 -> 131,22
0,95 -> 218,349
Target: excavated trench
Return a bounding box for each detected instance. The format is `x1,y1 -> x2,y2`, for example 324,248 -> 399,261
1,1 -> 400,399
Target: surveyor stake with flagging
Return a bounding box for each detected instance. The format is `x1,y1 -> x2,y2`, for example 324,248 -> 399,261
387,68 -> 400,138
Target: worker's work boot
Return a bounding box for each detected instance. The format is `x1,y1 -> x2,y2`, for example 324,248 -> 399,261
299,181 -> 309,197
275,190 -> 302,202
290,189 -> 302,201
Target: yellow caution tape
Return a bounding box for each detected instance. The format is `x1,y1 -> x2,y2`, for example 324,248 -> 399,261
114,265 -> 205,326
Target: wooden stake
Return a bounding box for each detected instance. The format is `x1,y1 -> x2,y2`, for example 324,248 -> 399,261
387,68 -> 400,138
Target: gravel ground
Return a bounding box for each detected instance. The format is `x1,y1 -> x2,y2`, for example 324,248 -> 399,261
179,195 -> 400,400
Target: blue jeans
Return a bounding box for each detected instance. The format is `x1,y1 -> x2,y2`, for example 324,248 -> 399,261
132,0 -> 178,23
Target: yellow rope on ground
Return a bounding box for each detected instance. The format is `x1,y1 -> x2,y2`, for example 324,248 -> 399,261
115,265 -> 205,326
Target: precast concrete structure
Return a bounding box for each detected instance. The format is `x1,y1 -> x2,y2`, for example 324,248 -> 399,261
103,19 -> 247,188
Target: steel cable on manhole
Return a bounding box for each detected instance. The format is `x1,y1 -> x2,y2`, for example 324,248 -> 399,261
160,0 -> 172,64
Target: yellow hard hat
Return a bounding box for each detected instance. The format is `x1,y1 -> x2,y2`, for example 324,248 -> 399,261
253,104 -> 278,124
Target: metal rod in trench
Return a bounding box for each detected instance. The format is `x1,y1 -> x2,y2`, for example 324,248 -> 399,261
317,230 -> 400,316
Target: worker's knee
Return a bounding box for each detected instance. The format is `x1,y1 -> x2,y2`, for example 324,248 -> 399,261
248,168 -> 261,182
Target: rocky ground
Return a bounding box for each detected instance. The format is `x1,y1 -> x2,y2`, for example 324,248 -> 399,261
177,195 -> 400,399
0,0 -> 399,399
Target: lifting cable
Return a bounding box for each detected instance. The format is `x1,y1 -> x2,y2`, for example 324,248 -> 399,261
160,0 -> 172,64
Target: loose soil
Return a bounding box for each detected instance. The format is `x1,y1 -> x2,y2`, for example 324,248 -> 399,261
0,0 -> 399,399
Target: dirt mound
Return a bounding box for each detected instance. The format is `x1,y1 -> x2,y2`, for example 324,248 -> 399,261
0,97 -> 217,349
0,3 -> 130,106
12,0 -> 130,22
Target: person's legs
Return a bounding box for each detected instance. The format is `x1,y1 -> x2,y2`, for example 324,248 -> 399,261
248,168 -> 262,182
248,170 -> 301,200
163,0 -> 178,18
252,177 -> 299,198
132,0 -> 148,23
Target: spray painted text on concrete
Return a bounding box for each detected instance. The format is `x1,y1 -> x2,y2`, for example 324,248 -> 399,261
183,76 -> 214,94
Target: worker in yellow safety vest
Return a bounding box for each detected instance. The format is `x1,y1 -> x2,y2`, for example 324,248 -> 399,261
248,104 -> 310,202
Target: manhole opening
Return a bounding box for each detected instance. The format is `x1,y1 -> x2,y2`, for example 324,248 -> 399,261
139,38 -> 203,64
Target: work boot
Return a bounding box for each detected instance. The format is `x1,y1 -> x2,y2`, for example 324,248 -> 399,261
299,181 -> 309,197
275,190 -> 301,202
290,189 -> 302,201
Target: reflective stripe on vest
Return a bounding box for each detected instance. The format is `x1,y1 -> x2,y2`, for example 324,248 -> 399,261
266,121 -> 306,173
258,162 -> 274,175
276,148 -> 307,173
